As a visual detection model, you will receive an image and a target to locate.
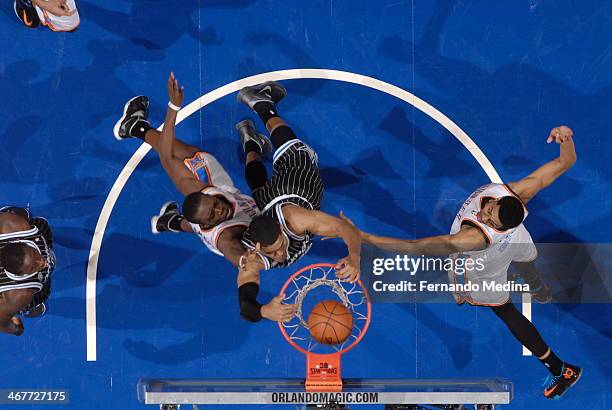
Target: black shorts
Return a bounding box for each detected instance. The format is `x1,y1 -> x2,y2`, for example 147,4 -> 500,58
252,140 -> 324,211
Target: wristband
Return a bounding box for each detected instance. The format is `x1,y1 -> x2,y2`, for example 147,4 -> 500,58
168,101 -> 181,111
238,282 -> 263,322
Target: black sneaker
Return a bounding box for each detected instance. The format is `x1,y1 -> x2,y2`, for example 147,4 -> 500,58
14,0 -> 41,28
235,119 -> 271,156
113,96 -> 151,140
543,363 -> 582,399
151,202 -> 182,234
237,81 -> 286,109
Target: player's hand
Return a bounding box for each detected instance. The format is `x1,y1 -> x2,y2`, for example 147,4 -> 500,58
547,125 -> 573,144
239,247 -> 262,270
261,294 -> 296,322
335,254 -> 360,283
11,317 -> 24,337
33,0 -> 76,17
168,72 -> 185,107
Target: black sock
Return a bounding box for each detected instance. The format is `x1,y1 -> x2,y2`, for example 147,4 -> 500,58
132,119 -> 153,141
491,303 -> 563,374
540,349 -> 564,375
244,140 -> 261,155
245,161 -> 268,191
168,214 -> 184,232
253,101 -> 278,124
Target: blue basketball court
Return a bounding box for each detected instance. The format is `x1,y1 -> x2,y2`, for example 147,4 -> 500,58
0,1 -> 611,409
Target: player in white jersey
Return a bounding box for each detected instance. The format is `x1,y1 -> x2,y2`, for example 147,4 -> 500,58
344,126 -> 582,399
14,0 -> 80,32
113,73 -> 266,266
448,182 -> 541,305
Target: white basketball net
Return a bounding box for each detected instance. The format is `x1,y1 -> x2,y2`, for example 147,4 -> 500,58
281,265 -> 369,353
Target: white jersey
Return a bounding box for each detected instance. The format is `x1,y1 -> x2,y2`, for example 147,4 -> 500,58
450,183 -> 528,247
35,0 -> 80,32
188,187 -> 258,256
183,152 -> 258,256
449,183 -> 536,305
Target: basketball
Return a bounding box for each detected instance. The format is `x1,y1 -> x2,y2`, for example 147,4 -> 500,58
307,300 -> 354,345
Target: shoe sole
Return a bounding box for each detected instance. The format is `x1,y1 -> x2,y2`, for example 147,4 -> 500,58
113,96 -> 142,141
236,119 -> 263,155
150,201 -> 177,234
556,368 -> 584,400
235,118 -> 256,132
546,368 -> 584,400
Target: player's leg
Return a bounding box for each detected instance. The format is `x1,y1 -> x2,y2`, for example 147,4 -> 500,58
113,96 -> 199,159
237,82 -> 298,149
512,261 -> 552,303
490,302 -> 582,399
510,225 -> 551,303
236,119 -> 270,192
237,82 -> 323,211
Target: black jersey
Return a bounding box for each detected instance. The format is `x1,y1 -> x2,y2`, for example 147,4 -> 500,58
0,209 -> 54,313
242,140 -> 323,270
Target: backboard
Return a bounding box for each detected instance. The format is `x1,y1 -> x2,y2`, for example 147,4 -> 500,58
137,378 -> 513,409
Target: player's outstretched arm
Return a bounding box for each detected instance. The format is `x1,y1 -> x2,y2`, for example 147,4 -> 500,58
0,289 -> 35,336
339,212 -> 488,255
363,228 -> 487,255
284,207 -> 362,282
508,125 -> 577,203
216,226 -> 248,267
237,249 -> 296,323
158,73 -> 206,196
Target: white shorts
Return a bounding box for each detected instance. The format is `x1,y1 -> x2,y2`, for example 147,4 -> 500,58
35,0 -> 80,32
451,224 -> 537,305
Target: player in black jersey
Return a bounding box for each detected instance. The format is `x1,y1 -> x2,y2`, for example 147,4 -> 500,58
234,81 -> 362,323
0,206 -> 55,336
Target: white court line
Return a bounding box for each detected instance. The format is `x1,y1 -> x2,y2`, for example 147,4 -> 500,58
522,293 -> 533,356
86,69 -> 505,361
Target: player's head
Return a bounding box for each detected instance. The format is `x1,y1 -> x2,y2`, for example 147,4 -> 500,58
182,192 -> 233,227
481,196 -> 524,230
0,242 -> 46,276
249,215 -> 288,263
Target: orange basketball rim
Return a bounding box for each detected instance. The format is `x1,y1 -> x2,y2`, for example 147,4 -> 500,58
278,263 -> 372,392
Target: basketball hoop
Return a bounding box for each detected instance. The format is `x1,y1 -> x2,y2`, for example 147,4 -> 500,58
278,263 -> 372,392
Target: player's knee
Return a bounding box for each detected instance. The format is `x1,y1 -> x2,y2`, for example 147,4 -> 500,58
270,125 -> 297,148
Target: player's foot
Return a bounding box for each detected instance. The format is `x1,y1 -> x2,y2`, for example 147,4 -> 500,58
14,0 -> 40,28
237,81 -> 286,110
530,282 -> 552,304
113,96 -> 151,141
236,119 -> 271,156
543,363 -> 582,399
22,302 -> 47,318
151,201 -> 182,234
